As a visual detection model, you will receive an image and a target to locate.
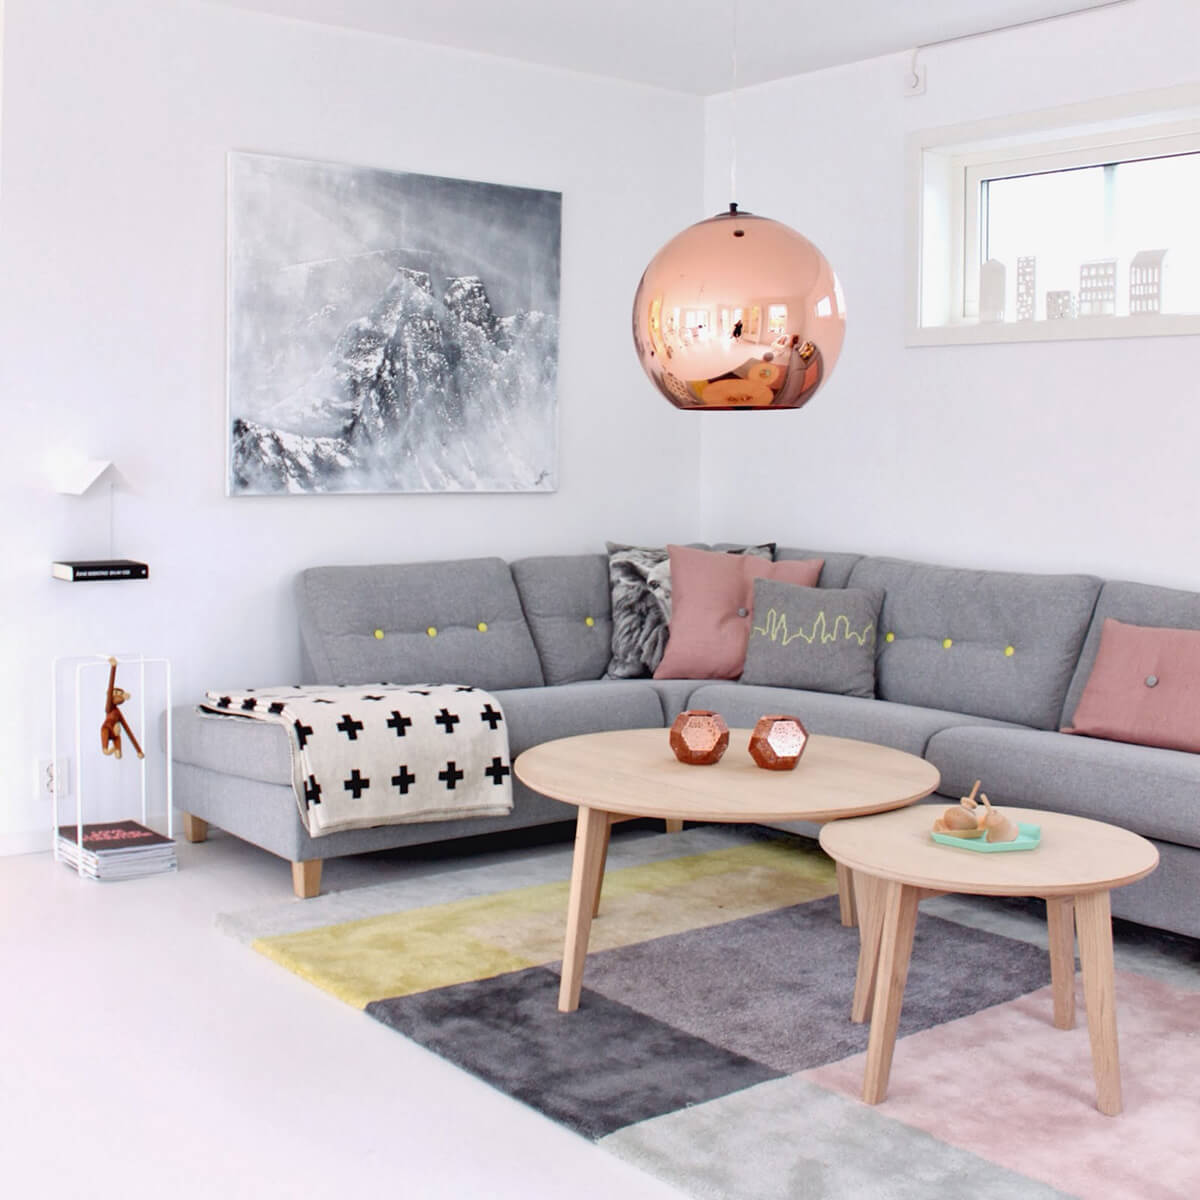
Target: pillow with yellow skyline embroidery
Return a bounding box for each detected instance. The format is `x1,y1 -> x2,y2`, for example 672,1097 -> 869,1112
741,579 -> 884,697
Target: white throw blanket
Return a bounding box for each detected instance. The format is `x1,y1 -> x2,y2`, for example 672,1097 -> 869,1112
198,684 -> 513,837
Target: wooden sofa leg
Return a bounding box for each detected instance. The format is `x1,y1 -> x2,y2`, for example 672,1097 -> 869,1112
664,819 -> 684,834
292,860 -> 322,899
182,813 -> 209,843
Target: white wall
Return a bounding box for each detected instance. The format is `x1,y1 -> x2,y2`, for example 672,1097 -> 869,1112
0,0 -> 705,847
701,0 -> 1200,585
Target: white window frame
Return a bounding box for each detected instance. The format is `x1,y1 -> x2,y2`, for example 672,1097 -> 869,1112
907,84 -> 1200,346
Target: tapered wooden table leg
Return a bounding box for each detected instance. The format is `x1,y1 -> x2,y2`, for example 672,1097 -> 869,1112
1046,895 -> 1077,1030
851,871 -> 886,1023
558,806 -> 610,1013
836,861 -> 858,927
863,880 -> 920,1104
592,815 -> 614,918
1075,889 -> 1122,1115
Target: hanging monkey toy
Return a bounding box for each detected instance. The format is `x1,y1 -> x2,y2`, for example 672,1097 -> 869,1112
101,656 -> 145,760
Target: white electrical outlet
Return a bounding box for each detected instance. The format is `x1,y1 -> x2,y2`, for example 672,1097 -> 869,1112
35,757 -> 71,801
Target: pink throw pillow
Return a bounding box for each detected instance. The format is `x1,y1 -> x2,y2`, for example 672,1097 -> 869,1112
654,545 -> 823,680
1063,618 -> 1200,754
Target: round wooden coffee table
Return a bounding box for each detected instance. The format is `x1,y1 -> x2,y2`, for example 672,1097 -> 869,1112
513,728 -> 940,1013
819,805 -> 1159,1115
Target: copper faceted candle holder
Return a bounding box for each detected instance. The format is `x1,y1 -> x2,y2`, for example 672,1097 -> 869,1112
669,710 -> 730,766
749,715 -> 809,770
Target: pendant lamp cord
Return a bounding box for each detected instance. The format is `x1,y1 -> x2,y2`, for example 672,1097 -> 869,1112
729,0 -> 738,206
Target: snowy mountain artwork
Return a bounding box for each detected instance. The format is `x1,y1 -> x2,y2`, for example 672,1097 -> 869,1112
226,153 -> 561,495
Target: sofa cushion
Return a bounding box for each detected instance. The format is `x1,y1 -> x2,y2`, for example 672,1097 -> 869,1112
925,724 -> 1200,850
174,761 -> 575,864
849,556 -> 1101,730
653,547 -> 823,681
775,546 -> 863,589
629,677 -> 708,723
605,541 -> 768,678
172,678 -> 665,790
741,580 -> 884,698
687,683 -> 1013,758
297,559 -> 544,691
173,704 -> 293,785
604,542 -> 675,679
511,554 -> 612,685
1061,579 -> 1200,727
494,680 -> 665,756
1063,618 -> 1200,753
711,542 -> 778,556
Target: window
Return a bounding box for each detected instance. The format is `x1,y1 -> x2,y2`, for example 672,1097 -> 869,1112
908,85 -> 1200,345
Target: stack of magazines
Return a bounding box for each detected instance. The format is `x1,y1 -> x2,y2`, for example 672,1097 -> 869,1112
56,820 -> 177,880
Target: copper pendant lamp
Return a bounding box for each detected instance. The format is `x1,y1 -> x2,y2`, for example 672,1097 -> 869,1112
631,8 -> 845,411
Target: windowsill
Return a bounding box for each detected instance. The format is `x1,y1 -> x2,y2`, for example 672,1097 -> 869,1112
907,312 -> 1200,347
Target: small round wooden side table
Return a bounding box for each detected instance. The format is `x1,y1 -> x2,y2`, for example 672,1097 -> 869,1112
819,806 -> 1159,1115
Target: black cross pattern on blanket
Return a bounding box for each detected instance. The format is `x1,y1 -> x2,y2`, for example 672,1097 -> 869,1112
201,685 -> 514,838
439,761 -> 465,789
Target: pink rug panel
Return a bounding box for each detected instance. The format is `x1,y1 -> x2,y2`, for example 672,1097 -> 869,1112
806,970 -> 1200,1200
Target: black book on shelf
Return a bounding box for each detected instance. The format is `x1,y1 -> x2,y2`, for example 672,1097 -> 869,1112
52,559 -> 149,582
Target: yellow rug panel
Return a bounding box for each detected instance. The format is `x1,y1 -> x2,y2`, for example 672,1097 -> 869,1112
253,925 -> 537,1009
254,837 -> 837,1009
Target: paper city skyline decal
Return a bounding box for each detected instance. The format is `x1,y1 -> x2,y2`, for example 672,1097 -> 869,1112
979,248 -> 1169,323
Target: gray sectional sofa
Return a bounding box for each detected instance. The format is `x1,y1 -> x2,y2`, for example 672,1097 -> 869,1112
171,546 -> 1200,940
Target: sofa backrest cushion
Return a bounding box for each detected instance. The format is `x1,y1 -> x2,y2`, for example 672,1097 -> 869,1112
511,554 -> 612,685
848,556 -> 1101,729
1061,579 -> 1200,727
297,558 -> 545,690
775,546 -> 863,589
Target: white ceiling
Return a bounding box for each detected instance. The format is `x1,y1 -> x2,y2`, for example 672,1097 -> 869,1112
209,0 -> 1127,95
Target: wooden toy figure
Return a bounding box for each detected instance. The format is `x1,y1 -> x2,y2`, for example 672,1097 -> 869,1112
101,656 -> 145,760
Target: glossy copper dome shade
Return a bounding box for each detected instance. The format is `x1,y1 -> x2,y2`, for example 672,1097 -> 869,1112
632,207 -> 845,411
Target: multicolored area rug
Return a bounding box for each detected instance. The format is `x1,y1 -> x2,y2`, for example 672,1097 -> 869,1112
220,826 -> 1200,1200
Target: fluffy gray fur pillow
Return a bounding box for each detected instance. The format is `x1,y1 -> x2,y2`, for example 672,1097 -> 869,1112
605,542 -> 774,678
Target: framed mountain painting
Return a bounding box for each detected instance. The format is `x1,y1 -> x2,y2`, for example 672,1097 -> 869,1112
226,152 -> 560,495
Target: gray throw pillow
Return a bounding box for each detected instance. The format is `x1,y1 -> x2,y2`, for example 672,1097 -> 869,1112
741,579 -> 884,698
606,542 -> 774,678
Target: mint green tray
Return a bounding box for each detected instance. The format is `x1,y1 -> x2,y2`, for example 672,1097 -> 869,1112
930,822 -> 1041,852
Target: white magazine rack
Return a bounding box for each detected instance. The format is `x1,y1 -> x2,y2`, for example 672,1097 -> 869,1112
51,654 -> 173,875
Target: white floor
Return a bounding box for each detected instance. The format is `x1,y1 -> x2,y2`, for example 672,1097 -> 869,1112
0,829 -> 690,1200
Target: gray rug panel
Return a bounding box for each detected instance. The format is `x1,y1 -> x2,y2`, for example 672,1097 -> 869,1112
217,823 -> 759,943
216,825 -> 763,945
367,966 -> 783,1140
923,893 -> 1200,994
603,1074 -> 1075,1200
563,896 -> 1051,1072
